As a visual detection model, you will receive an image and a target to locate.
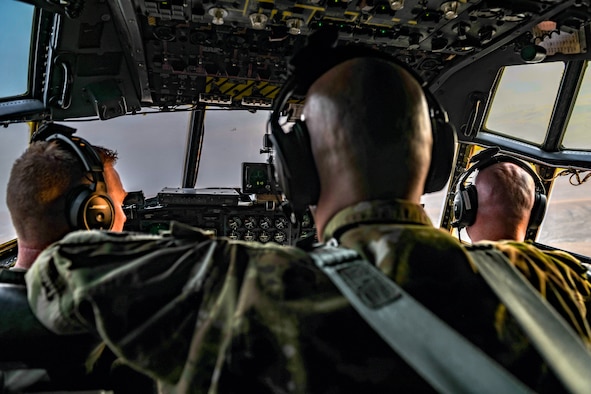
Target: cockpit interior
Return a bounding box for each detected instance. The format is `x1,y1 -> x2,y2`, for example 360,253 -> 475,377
2,0 -> 591,391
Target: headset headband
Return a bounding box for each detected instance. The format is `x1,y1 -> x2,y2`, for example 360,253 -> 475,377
45,133 -> 108,193
32,123 -> 108,193
455,147 -> 546,196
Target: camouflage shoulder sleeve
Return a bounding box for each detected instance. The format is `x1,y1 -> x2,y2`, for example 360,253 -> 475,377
25,226 -> 238,385
25,229 -> 193,335
491,240 -> 591,343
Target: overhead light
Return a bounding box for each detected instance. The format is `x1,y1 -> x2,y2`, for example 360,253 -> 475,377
389,0 -> 404,11
440,1 -> 460,20
249,13 -> 268,30
286,18 -> 303,35
208,7 -> 228,26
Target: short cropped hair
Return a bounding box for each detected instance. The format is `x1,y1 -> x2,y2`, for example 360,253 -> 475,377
6,140 -> 117,244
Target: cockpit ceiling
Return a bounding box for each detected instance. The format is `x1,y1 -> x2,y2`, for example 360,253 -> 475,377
34,0 -> 590,119
133,0 -> 585,108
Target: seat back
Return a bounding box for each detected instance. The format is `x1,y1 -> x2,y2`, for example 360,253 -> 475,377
1,281 -> 100,359
0,281 -> 110,391
0,281 -> 157,393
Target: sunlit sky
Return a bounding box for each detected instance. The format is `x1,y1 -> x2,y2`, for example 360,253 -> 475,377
72,109 -> 270,197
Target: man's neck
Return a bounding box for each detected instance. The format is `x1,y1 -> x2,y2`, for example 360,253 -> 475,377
13,244 -> 45,270
467,225 -> 526,243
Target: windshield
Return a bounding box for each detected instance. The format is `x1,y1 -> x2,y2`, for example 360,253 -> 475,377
563,63 -> 591,150
71,112 -> 190,198
197,110 -> 271,189
538,174 -> 591,256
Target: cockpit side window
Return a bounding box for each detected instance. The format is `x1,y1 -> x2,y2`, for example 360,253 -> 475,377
0,123 -> 30,244
484,62 -> 565,146
0,1 -> 35,99
563,63 -> 591,150
537,174 -> 591,257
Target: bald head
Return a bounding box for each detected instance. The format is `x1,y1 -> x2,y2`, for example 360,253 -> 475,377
303,57 -> 433,238
467,161 -> 536,242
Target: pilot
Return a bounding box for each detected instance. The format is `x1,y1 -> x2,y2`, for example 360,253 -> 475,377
4,130 -> 127,272
452,149 -> 546,243
467,161 -> 537,242
24,42 -> 591,393
1,129 -> 159,394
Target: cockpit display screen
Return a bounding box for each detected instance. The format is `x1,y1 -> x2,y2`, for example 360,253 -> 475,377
242,162 -> 279,195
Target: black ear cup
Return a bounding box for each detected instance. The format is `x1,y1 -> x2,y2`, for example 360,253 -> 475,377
452,184 -> 478,228
424,98 -> 458,194
68,186 -> 115,230
528,192 -> 547,231
270,120 -> 320,216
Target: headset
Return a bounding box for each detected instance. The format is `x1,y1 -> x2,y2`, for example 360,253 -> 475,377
30,123 -> 115,230
269,26 -> 457,221
451,147 -> 547,231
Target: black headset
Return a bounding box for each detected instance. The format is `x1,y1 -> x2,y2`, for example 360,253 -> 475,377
452,147 -> 547,231
269,26 -> 457,220
31,123 -> 115,230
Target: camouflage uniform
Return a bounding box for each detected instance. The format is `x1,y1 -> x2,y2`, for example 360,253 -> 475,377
25,200 -> 591,393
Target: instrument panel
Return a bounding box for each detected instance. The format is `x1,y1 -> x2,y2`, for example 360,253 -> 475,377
124,192 -> 316,245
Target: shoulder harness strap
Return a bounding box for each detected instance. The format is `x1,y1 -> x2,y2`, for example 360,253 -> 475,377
309,242 -> 532,394
467,244 -> 591,394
